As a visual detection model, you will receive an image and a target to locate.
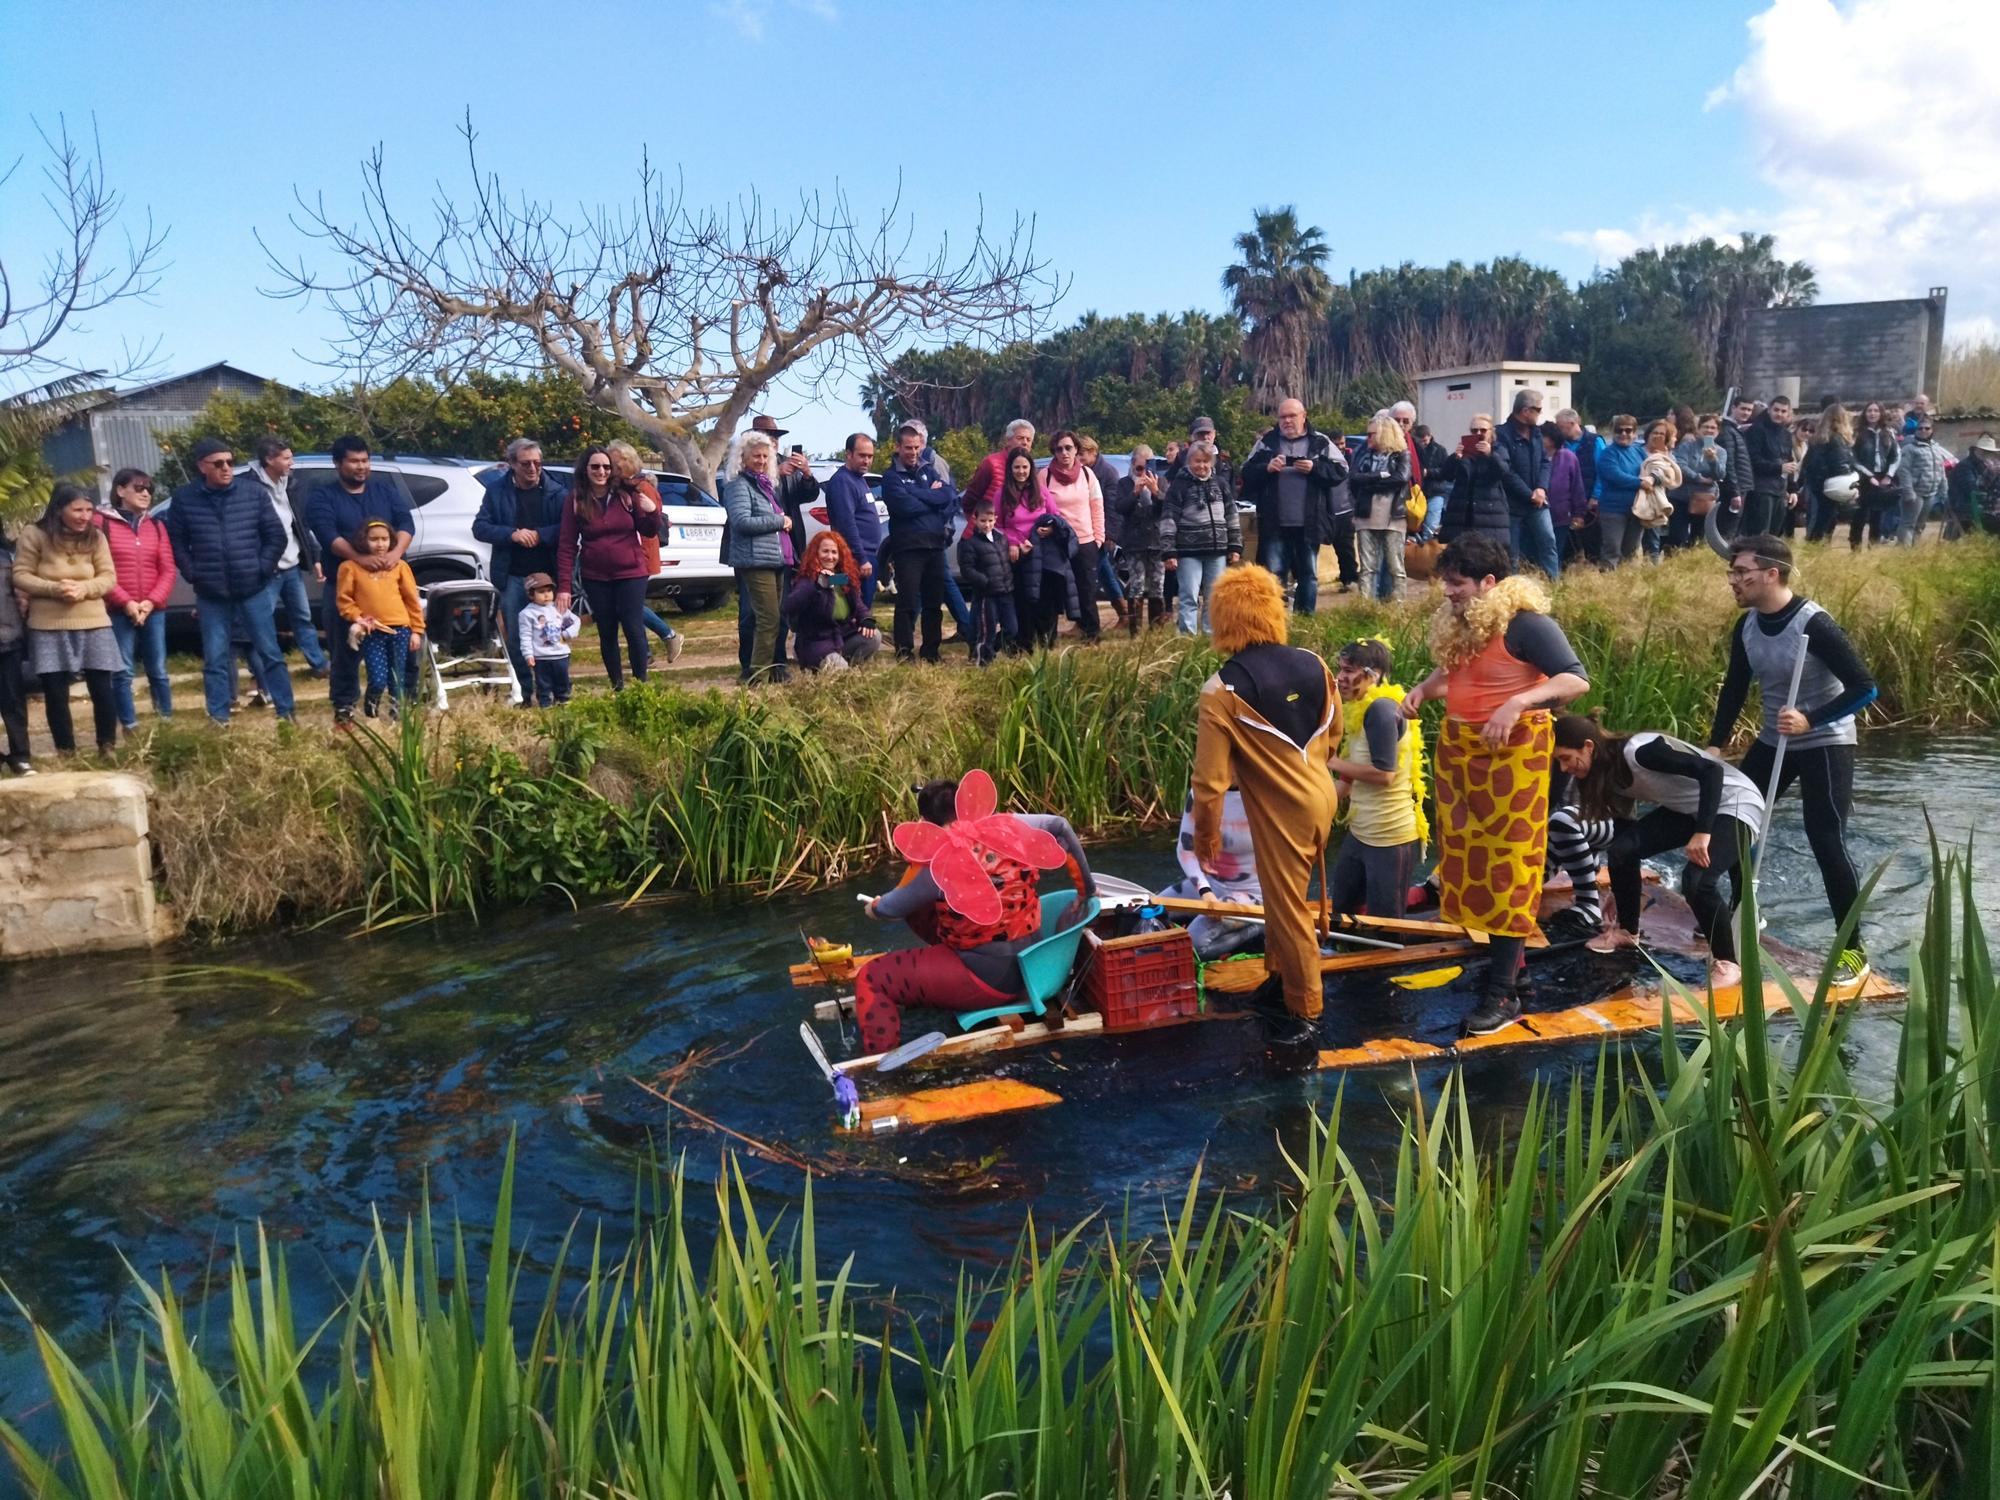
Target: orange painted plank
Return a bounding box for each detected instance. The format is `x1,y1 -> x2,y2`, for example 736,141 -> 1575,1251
849,1079 -> 1062,1130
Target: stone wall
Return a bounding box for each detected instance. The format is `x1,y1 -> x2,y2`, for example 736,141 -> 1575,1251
0,772 -> 173,960
1740,293 -> 1948,409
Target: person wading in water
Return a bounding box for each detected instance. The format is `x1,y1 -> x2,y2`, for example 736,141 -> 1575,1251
1706,533 -> 1878,985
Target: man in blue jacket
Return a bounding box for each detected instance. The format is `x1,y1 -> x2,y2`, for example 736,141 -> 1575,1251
164,438 -> 296,723
825,432 -> 885,608
472,437 -> 565,702
303,435 -> 417,725
879,422 -> 958,662
1495,390 -> 1558,577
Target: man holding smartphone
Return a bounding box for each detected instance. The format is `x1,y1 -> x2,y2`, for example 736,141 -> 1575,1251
1240,398 -> 1348,614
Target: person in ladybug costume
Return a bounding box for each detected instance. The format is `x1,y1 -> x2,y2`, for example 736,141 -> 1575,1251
856,770 -> 1096,1052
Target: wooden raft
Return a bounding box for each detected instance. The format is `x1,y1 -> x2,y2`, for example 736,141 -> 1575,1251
1313,969 -> 1903,1070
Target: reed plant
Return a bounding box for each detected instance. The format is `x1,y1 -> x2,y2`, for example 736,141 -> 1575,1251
5,852 -> 1996,1496
113,539 -> 2000,931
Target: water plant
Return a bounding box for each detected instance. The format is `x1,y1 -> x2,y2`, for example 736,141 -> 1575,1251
113,539 -> 2000,932
4,850 -> 1994,1495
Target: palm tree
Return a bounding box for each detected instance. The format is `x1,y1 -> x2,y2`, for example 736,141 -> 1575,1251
1223,207 -> 1333,410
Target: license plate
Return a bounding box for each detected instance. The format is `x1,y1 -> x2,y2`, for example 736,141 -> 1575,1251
676,525 -> 720,542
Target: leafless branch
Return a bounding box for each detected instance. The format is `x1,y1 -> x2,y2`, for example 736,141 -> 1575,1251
0,115 -> 169,386
261,115 -> 1061,482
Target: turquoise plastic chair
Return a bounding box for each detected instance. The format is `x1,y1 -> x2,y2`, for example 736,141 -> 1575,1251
956,892 -> 1102,1031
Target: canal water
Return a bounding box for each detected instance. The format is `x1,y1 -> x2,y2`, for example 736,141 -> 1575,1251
0,731 -> 1993,1405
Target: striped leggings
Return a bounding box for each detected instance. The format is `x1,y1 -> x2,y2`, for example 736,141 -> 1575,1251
1549,803 -> 1615,921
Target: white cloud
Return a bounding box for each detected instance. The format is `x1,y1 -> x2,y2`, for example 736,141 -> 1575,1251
1568,0 -> 2000,333
708,0 -> 837,41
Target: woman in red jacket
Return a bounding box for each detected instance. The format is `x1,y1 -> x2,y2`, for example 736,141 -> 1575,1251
556,446 -> 660,691
98,467 -> 177,727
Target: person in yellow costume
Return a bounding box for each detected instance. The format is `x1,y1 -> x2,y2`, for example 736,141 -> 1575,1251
1190,565 -> 1342,1043
1327,637 -> 1427,919
1400,534 -> 1590,1035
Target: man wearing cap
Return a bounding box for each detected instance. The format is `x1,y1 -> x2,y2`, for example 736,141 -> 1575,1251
164,437 -> 297,724
734,414 -> 820,679
1948,434 -> 2000,538
1240,399 -> 1349,615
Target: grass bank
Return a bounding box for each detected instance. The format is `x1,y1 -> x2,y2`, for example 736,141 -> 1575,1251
5,855 -> 1996,1495
118,538 -> 2000,933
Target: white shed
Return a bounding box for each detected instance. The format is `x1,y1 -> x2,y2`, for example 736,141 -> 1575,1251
1416,362 -> 1580,440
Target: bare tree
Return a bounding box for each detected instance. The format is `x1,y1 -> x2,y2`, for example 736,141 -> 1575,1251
264,118 -> 1062,487
0,117 -> 168,386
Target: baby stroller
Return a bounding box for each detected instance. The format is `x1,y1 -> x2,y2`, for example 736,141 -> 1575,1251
422,579 -> 521,710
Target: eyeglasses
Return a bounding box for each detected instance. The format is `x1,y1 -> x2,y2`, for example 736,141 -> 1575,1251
1053,443 -> 1077,452
1727,564 -> 1772,578
514,458 -> 542,468
127,481 -> 153,492
585,462 -> 611,472
1613,426 -> 1637,435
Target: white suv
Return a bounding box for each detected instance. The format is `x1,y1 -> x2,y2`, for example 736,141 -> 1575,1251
162,455 -> 494,628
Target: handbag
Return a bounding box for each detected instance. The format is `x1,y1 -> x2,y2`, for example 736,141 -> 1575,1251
1405,482 -> 1428,529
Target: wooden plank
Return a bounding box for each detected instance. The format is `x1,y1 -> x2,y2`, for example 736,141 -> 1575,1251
1203,939 -> 1481,995
846,1079 -> 1063,1132
1152,895 -> 1469,940
833,1012 -> 1109,1074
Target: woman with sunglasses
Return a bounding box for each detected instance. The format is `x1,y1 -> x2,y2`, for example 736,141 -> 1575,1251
556,445 -> 659,691
1592,415 -> 1647,568
98,468 -> 177,728
1040,431 -> 1105,642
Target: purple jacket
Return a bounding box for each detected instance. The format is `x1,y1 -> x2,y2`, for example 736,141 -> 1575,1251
1546,445 -> 1587,529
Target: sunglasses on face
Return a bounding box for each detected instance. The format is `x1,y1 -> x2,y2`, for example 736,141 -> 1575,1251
586,462 -> 611,472
127,482 -> 153,492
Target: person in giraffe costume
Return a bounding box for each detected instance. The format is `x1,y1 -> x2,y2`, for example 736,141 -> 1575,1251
1400,534 -> 1590,1035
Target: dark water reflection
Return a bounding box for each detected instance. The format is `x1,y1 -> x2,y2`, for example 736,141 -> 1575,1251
0,731 -> 1993,1410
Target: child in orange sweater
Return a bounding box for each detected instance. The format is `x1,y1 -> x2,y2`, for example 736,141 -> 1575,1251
335,520 -> 424,721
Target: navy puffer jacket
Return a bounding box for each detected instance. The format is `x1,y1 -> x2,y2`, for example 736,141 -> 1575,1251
164,476 -> 284,601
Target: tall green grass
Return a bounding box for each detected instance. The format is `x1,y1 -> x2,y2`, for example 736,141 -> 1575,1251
6,852 -> 1996,1495
119,540 -> 2000,929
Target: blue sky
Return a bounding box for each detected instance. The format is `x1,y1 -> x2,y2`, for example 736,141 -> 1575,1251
5,0 -> 1993,453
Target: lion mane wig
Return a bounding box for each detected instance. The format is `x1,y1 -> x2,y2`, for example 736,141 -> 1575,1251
1207,565 -> 1288,655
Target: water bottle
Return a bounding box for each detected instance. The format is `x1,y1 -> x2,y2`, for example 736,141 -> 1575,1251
1133,902 -> 1168,935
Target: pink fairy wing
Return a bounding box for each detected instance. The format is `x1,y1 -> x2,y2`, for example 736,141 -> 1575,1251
970,812 -> 1068,870
930,839 -> 1002,925
954,769 -> 998,823
892,820 -> 949,864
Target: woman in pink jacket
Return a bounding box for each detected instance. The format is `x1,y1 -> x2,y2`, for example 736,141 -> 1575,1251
1041,430 -> 1106,641
98,467 -> 177,727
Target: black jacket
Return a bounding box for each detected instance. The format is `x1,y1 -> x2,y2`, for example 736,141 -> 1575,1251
1437,449 -> 1514,542
1493,418 -> 1549,514
1717,420 -> 1754,499
955,526 -> 1014,595
1159,471 -> 1241,557
1113,473 -> 1169,553
1746,413 -> 1793,495
1415,438 -> 1451,491
1239,424 -> 1349,547
1018,511 -> 1077,603
164,475 -> 285,602
1346,447 -> 1411,525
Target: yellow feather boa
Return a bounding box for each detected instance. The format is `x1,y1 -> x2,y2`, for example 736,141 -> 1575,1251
1341,680 -> 1431,850
1426,575 -> 1551,672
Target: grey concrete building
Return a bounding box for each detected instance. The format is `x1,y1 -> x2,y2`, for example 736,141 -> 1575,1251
1738,290 -> 1948,410
40,362 -> 293,497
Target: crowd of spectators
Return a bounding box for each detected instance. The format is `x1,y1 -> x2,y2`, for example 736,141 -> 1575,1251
0,389 -> 1992,760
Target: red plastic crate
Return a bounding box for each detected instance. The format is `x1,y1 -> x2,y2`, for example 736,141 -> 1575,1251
1083,927 -> 1200,1031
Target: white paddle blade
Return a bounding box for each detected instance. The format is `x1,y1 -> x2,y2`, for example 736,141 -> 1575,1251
875,1030 -> 950,1073
799,1021 -> 838,1082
